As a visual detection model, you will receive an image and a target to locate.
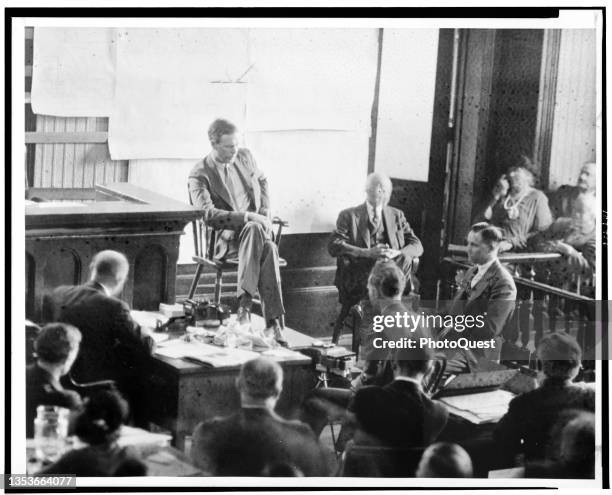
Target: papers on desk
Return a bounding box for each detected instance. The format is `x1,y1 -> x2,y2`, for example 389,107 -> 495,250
261,347 -> 308,360
145,449 -> 201,476
438,389 -> 514,424
117,425 -> 172,450
131,310 -> 169,329
154,339 -> 259,367
150,332 -> 169,344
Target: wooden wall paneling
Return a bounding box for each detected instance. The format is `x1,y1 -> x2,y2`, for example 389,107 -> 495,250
51,116 -> 66,188
450,29 -> 497,244
62,117 -> 76,188
484,30 -> 544,184
26,252 -> 36,319
133,245 -> 167,311
534,30 -> 561,190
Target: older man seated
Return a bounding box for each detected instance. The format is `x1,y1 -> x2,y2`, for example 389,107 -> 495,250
191,357 -> 328,476
328,172 -> 423,344
531,191 -> 596,285
549,161 -> 596,219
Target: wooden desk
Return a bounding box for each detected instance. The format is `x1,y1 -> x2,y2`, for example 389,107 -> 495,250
143,322 -> 319,450
26,183 -> 200,321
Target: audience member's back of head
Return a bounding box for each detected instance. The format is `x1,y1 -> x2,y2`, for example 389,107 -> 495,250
368,260 -> 406,299
392,345 -> 433,377
527,410 -> 595,479
416,442 -> 473,478
537,333 -> 582,380
34,322 -> 81,366
560,411 -> 595,476
90,250 -> 129,293
237,357 -> 283,401
261,462 -> 304,477
75,390 -> 129,445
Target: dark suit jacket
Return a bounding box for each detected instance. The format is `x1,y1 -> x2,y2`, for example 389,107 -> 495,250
447,259 -> 516,341
191,407 -> 328,476
329,203 -> 423,304
39,444 -> 145,477
188,148 -> 269,258
351,379 -> 448,448
493,379 -> 595,464
26,364 -> 82,438
43,281 -> 154,384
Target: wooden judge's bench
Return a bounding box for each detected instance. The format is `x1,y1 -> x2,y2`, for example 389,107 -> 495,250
25,182 -> 201,322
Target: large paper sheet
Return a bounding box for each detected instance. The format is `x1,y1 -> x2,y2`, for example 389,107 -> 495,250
246,29 -> 378,131
374,29 -> 439,182
109,28 -> 250,159
31,28 -> 115,117
245,130 -> 369,233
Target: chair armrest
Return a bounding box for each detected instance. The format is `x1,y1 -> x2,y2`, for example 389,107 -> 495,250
272,216 -> 289,227
68,373 -> 117,391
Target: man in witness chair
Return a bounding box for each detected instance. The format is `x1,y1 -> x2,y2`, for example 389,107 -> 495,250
441,223 -> 517,372
328,172 -> 423,344
188,118 -> 285,344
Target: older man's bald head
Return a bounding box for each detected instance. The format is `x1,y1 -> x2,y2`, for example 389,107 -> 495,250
90,250 -> 129,296
577,162 -> 596,193
365,172 -> 392,207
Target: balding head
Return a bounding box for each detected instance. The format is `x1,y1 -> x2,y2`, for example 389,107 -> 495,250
236,357 -> 283,407
365,172 -> 392,208
416,442 -> 473,478
577,162 -> 596,193
90,250 -> 129,296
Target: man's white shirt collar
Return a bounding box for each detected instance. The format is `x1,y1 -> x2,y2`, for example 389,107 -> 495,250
366,202 -> 383,221
471,258 -> 496,287
98,282 -> 111,297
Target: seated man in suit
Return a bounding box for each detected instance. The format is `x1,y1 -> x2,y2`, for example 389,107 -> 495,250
43,250 -> 155,423
493,333 -> 594,467
350,345 -> 448,449
26,323 -> 83,437
188,118 -> 285,344
191,357 -> 327,476
549,161 -> 596,219
531,192 -> 596,285
441,223 -> 517,372
328,172 -> 423,343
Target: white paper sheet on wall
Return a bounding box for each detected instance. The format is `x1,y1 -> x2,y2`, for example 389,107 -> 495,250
374,29 -> 439,182
246,29 -> 378,131
108,28 -> 250,159
31,28 -> 115,117
245,130 -> 368,233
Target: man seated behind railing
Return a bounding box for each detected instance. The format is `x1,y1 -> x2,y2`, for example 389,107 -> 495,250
440,223 -> 517,373
530,186 -> 596,293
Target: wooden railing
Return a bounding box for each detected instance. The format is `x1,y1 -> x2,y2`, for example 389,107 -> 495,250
447,243 -> 595,296
438,255 -> 597,374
